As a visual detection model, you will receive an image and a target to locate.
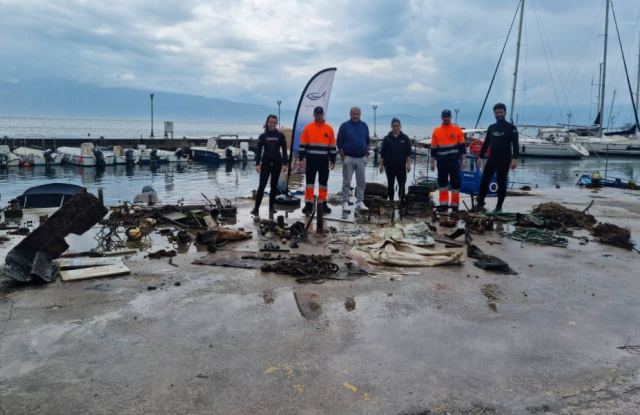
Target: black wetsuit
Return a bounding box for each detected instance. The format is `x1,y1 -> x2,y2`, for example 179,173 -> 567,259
478,119 -> 519,209
254,130 -> 288,210
380,131 -> 412,202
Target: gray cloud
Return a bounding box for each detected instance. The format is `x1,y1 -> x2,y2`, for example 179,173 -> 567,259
0,0 -> 639,125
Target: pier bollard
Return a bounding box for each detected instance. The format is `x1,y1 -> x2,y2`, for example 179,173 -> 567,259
97,188 -> 104,206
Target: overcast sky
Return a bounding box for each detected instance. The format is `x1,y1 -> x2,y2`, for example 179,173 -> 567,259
1,0 -> 639,125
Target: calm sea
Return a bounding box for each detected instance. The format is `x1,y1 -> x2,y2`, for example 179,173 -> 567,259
0,117 -> 638,206
0,116 -> 433,139
1,157 -> 637,206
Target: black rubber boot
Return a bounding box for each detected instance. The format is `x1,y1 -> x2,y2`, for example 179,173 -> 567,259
302,202 -> 314,215
321,202 -> 331,214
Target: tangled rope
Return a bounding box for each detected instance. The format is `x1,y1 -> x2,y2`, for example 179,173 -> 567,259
501,228 -> 569,248
261,255 -> 339,283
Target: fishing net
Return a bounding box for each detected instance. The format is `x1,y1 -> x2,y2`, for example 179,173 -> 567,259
531,202 -> 596,230
592,223 -> 634,250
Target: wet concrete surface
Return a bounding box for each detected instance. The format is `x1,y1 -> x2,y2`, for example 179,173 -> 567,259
1,187 -> 640,414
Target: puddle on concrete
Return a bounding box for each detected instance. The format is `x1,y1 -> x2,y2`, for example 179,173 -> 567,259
293,288 -> 323,320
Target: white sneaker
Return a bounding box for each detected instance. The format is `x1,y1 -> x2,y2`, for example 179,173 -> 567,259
355,202 -> 368,212
342,202 -> 351,212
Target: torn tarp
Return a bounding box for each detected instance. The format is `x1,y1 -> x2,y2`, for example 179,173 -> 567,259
350,240 -> 463,267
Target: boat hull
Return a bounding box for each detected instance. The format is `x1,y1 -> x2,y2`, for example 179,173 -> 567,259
580,141 -> 640,157
518,142 -> 588,158
191,148 -> 222,163
61,153 -> 98,167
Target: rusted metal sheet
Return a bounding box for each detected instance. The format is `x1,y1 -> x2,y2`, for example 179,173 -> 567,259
2,190 -> 108,282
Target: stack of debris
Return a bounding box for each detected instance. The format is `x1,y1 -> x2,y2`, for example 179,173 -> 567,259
592,223 -> 634,250
2,190 -> 108,282
529,202 -> 596,230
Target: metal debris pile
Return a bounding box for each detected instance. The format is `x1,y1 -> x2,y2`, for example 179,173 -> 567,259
459,211 -> 495,234
261,255 -> 339,283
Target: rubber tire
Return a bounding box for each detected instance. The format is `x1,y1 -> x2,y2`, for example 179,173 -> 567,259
364,182 -> 388,198
274,194 -> 301,206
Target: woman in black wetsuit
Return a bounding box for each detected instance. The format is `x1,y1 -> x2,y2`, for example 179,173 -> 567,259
251,114 -> 288,215
379,118 -> 412,203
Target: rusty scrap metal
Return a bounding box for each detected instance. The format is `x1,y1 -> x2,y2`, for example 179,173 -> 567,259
2,190 -> 108,282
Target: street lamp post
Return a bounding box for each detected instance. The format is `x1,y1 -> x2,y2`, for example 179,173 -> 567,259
150,93 -> 154,138
454,108 -> 460,124
277,100 -> 282,128
372,105 -> 378,138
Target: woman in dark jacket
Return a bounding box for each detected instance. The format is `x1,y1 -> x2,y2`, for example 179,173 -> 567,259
252,114 -> 288,215
379,118 -> 412,202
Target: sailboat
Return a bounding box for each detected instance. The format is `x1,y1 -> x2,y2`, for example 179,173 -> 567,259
520,128 -> 589,158
576,0 -> 640,156
476,0 -> 590,158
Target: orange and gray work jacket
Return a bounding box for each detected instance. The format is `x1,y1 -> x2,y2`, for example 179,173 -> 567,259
298,121 -> 337,163
430,124 -> 466,159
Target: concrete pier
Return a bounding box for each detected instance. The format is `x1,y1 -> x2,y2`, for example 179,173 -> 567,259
1,187 -> 639,414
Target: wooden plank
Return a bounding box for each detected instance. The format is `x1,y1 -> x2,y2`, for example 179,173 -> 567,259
56,257 -> 121,270
203,216 -> 217,229
60,262 -> 130,282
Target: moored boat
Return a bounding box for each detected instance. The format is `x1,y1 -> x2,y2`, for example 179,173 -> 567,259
0,145 -> 21,167
57,143 -> 105,167
12,147 -> 63,165
15,183 -> 85,208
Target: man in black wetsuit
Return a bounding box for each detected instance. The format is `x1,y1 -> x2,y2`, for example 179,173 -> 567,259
252,114 -> 288,215
476,103 -> 519,212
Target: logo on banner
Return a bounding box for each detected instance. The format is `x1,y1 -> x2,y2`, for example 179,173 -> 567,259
305,92 -> 326,101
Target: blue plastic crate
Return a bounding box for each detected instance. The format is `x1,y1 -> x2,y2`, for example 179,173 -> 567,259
460,155 -> 502,197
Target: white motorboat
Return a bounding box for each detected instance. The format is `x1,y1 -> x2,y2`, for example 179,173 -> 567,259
100,146 -> 128,165
58,143 -> 105,167
413,139 -> 430,156
0,145 -> 20,167
12,147 -> 63,165
158,148 -> 189,162
137,145 -> 188,163
191,138 -> 230,162
463,128 -> 488,143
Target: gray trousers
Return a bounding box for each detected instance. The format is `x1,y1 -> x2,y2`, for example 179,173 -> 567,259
342,156 -> 367,203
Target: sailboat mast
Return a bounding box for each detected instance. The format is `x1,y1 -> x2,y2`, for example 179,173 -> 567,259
636,28 -> 640,133
599,0 -> 609,136
510,0 -> 525,123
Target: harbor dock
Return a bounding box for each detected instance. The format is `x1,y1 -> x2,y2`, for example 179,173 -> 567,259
1,185 -> 639,414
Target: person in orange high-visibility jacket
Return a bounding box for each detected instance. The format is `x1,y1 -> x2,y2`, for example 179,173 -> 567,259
298,106 -> 337,215
430,109 -> 466,213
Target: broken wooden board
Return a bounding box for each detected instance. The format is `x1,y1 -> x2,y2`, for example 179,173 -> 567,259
203,216 -> 217,229
56,257 -> 122,270
60,262 -> 130,282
